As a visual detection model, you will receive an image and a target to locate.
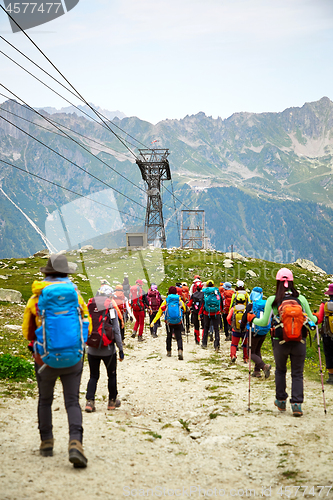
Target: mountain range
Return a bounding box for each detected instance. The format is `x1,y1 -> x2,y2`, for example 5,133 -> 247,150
0,97 -> 333,272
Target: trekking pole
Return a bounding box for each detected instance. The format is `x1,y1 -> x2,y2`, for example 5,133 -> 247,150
247,326 -> 252,412
315,325 -> 327,415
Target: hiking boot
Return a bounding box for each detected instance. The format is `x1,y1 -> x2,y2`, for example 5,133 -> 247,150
138,336 -> 144,342
85,400 -> 95,413
209,334 -> 213,342
263,364 -> 272,379
251,371 -> 262,378
326,373 -> 333,384
178,350 -> 183,360
215,346 -> 220,353
151,332 -> 158,338
274,399 -> 286,412
68,440 -> 87,468
131,332 -> 137,338
243,358 -> 249,364
167,351 -> 171,357
225,335 -> 231,341
291,403 -> 303,417
201,344 -> 207,350
195,339 -> 200,345
231,356 -> 236,363
186,329 -> 190,334
108,398 -> 121,410
40,438 -> 54,457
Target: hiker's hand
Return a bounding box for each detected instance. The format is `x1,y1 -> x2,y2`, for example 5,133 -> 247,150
130,316 -> 133,322
119,351 -> 124,361
121,321 -> 124,329
150,322 -> 154,328
247,313 -> 256,324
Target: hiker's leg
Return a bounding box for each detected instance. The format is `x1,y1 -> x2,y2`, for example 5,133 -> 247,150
166,324 -> 172,352
150,311 -> 157,335
322,335 -> 333,371
86,354 -> 102,401
289,342 -> 306,404
230,332 -> 240,358
133,311 -> 140,333
193,313 -> 200,342
118,317 -> 124,341
223,313 -> 229,338
242,334 -> 248,361
174,324 -> 183,351
138,310 -> 145,336
202,315 -> 210,346
185,309 -> 190,332
103,353 -> 117,402
60,360 -> 84,442
251,335 -> 266,371
273,340 -> 289,402
35,363 -> 57,441
213,316 -> 220,348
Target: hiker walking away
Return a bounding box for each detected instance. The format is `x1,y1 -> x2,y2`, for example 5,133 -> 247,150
22,254 -> 91,468
200,281 -> 222,352
147,283 -> 163,337
113,285 -> 132,341
249,268 -> 317,417
85,288 -> 124,413
241,287 -> 271,378
181,282 -> 191,334
151,286 -> 186,359
122,275 -> 131,300
130,279 -> 149,341
189,275 -> 201,295
314,283 -> 333,384
230,280 -> 250,308
227,292 -> 249,363
187,282 -> 204,344
221,282 -> 234,341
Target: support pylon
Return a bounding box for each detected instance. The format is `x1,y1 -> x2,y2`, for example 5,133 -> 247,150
136,148 -> 171,247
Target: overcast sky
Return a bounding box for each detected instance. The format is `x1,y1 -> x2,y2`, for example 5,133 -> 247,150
1,0 -> 333,124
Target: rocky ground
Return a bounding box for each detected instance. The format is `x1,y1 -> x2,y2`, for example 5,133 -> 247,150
0,324 -> 333,500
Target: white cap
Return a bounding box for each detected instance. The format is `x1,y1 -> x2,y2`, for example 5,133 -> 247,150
236,280 -> 244,287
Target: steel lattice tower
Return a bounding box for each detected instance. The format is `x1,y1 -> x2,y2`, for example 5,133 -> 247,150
136,148 -> 171,247
180,210 -> 205,249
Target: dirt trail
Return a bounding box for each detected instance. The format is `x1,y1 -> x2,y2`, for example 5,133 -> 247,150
0,326 -> 333,500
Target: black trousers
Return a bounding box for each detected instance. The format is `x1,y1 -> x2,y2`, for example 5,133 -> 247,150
273,339 -> 306,404
86,353 -> 117,402
166,323 -> 183,352
322,334 -> 333,370
202,315 -> 220,348
222,313 -> 230,337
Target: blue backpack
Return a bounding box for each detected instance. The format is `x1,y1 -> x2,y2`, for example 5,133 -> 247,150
203,287 -> 221,314
252,299 -> 271,335
165,294 -> 182,324
35,282 -> 88,368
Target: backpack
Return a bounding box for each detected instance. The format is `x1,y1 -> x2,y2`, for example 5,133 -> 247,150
34,282 -> 87,368
181,286 -> 190,303
165,294 -> 182,324
252,299 -> 271,336
231,303 -> 246,333
192,290 -> 204,313
147,289 -> 161,311
130,285 -> 144,311
222,289 -> 234,314
323,301 -> 333,337
86,296 -> 114,349
275,297 -> 307,343
203,287 -> 221,315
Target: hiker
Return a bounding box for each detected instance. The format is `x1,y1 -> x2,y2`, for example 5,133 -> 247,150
199,280 -> 222,352
240,287 -> 271,378
151,286 -> 186,359
147,283 -> 163,337
113,285 -> 132,341
22,254 -> 91,468
188,282 -> 204,344
189,275 -> 201,295
181,282 -> 191,334
248,268 -> 317,417
221,282 -> 234,341
230,280 -> 250,308
227,292 -> 249,363
314,283 -> 333,384
122,275 -> 131,300
85,287 -> 124,413
130,279 -> 149,341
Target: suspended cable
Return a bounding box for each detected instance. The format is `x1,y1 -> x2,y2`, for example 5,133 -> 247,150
170,177 -> 181,245
0,157 -> 146,222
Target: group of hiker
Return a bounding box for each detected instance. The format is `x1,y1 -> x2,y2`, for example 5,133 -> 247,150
21,253 -> 333,469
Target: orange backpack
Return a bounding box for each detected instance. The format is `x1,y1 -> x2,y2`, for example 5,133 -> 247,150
278,298 -> 306,343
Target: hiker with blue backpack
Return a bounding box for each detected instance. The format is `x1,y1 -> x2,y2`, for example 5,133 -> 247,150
150,286 -> 186,359
199,281 -> 222,352
240,287 -> 272,378
187,282 -> 204,344
22,254 -> 91,468
247,268 -> 318,417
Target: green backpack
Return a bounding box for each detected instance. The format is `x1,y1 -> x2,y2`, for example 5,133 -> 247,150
323,301 -> 333,337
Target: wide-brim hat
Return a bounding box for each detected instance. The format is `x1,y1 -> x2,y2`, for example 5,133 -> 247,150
40,254 -> 76,274
325,284 -> 333,295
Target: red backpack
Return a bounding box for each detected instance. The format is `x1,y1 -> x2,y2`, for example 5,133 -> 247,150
130,285 -> 144,311
277,297 -> 306,343
87,296 -> 114,348
222,289 -> 234,314
113,290 -> 126,313
147,289 -> 161,311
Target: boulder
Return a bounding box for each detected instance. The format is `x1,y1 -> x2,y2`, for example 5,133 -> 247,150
225,252 -> 248,261
223,259 -> 233,268
294,259 -> 326,275
0,288 -> 22,303
16,261 -> 26,265
33,249 -> 50,257
81,245 -> 94,251
246,269 -> 257,278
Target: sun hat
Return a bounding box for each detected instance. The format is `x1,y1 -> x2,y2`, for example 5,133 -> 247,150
40,254 -> 76,274
236,280 -> 244,288
207,280 -> 214,287
250,286 -> 263,302
276,268 -> 293,288
115,284 -> 123,290
168,286 -> 177,295
182,282 -> 188,287
136,279 -> 143,286
194,275 -> 200,279
151,283 -> 158,291
223,282 -> 232,290
98,284 -> 113,296
324,284 -> 333,295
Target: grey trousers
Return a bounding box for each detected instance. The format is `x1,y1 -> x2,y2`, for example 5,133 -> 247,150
272,339 -> 306,404
35,360 -> 83,442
